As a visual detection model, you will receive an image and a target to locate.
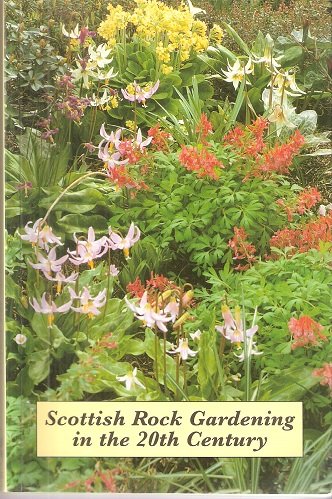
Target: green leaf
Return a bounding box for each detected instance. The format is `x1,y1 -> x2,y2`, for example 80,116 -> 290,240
28,350 -> 51,384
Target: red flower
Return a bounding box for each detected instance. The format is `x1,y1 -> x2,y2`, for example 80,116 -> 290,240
312,363 -> 332,395
228,226 -> 257,270
288,315 -> 327,349
148,124 -> 171,151
127,277 -> 145,298
270,214 -> 332,255
179,145 -> 224,179
146,272 -> 172,291
295,187 -> 322,214
196,113 -> 213,143
260,130 -> 305,175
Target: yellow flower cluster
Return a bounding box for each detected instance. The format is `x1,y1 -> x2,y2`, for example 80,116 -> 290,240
209,24 -> 224,45
98,5 -> 132,47
98,0 -> 212,71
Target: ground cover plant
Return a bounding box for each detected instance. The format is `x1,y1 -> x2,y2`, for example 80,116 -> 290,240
5,0 -> 332,493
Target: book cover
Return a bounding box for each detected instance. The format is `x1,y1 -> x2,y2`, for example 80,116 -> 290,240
2,0 -> 332,495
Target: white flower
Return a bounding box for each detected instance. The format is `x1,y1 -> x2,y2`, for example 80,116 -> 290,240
190,329 -> 202,341
69,287 -> 106,317
88,43 -> 113,69
253,33 -> 281,71
68,227 -> 108,267
125,291 -> 172,332
164,299 -> 179,322
186,0 -> 206,15
20,219 -> 62,251
29,247 -> 68,277
262,88 -> 296,136
108,223 -> 141,259
90,89 -> 111,108
71,59 -> 96,88
116,367 -> 145,391
109,264 -> 120,276
272,69 -> 305,97
62,23 -> 80,39
168,338 -> 198,361
14,334 -> 27,345
222,58 -> 253,90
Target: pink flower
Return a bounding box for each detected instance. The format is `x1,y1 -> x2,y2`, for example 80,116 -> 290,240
69,287 -> 106,317
134,129 -> 152,151
29,247 -> 68,277
108,223 -> 140,259
20,219 -> 62,251
164,299 -> 180,322
121,80 -> 159,106
216,305 -> 258,345
44,271 -> 78,294
288,315 -> 326,349
312,363 -> 332,395
109,264 -> 120,276
168,338 -> 198,361
125,291 -> 172,332
30,293 -> 72,328
68,227 -> 108,268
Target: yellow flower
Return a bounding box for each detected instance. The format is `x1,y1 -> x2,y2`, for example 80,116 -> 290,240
161,64 -> 173,75
209,24 -> 224,45
126,120 -> 137,131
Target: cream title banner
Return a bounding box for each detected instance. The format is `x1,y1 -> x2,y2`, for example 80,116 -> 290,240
37,402 -> 303,457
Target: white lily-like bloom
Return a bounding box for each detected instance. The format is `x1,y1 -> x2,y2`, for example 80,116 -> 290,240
215,305 -> 258,346
29,247 -> 68,277
93,67 -> 118,81
69,287 -> 106,318
71,59 -> 96,88
186,0 -> 206,15
164,299 -> 180,322
68,227 -> 108,268
108,223 -> 140,259
262,88 -> 296,136
30,293 -> 72,328
44,271 -> 78,294
90,89 -> 111,108
121,80 -> 159,106
190,329 -> 202,341
222,58 -> 253,90
116,367 -> 145,391
125,291 -> 172,332
109,264 -> 120,276
62,23 -> 80,39
168,338 -> 198,361
14,334 -> 27,345
272,69 -> 305,97
134,128 -> 153,151
20,219 -> 62,251
253,34 -> 281,71
88,43 -> 113,69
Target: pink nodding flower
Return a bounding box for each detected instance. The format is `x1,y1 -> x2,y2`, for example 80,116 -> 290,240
121,80 -> 159,106
125,291 -> 172,332
108,223 -> 140,259
29,247 -> 68,277
69,287 -> 106,318
68,227 -> 108,268
20,218 -> 62,251
215,305 -> 258,346
168,338 -> 198,361
44,271 -> 78,294
134,128 -> 153,151
30,293 -> 72,328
